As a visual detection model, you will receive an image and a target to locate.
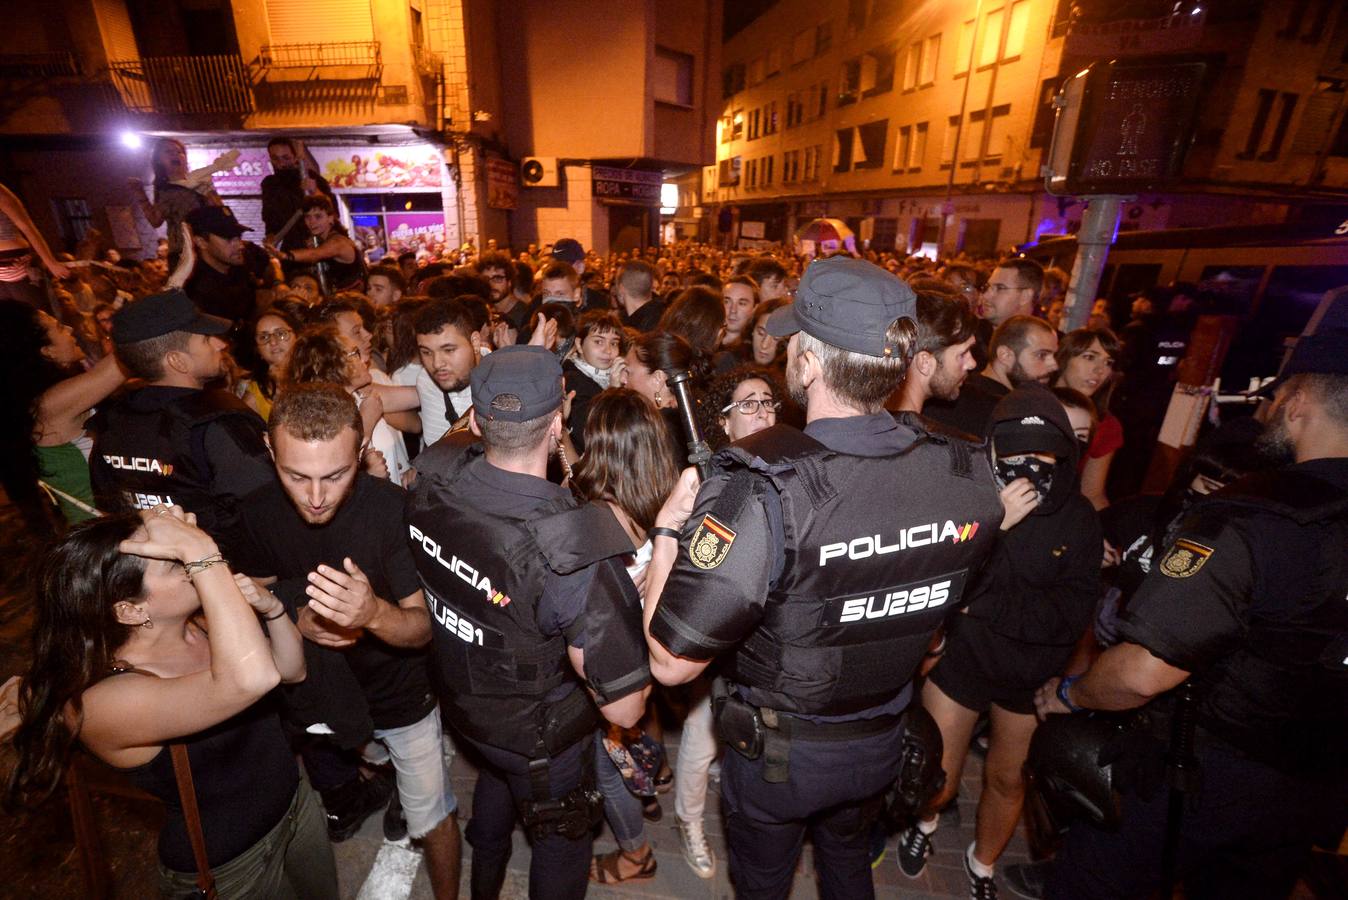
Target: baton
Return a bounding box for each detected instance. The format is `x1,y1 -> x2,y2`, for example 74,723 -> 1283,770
272,208 -> 304,246
667,369 -> 712,480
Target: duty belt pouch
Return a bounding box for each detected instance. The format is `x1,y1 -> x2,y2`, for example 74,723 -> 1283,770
518,740 -> 603,841
759,708 -> 791,784
541,688 -> 598,757
714,691 -> 764,761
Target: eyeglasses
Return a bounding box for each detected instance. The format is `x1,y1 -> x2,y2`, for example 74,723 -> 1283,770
257,329 -> 293,345
721,398 -> 781,416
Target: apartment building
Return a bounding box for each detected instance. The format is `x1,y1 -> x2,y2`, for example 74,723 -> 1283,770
706,0 -> 1348,258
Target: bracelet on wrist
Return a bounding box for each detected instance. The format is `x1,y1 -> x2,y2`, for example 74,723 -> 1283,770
262,608 -> 289,622
1057,674 -> 1085,713
183,553 -> 226,579
649,526 -> 681,542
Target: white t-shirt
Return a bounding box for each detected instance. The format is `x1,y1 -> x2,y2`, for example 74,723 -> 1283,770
416,367 -> 472,446
364,369 -> 410,484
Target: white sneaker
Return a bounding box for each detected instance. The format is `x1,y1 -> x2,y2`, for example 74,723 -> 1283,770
677,818 -> 716,879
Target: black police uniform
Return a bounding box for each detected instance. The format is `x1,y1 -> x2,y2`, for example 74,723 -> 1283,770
650,413 -> 1003,899
1047,459 -> 1348,900
406,435 -> 650,900
88,386 -> 273,556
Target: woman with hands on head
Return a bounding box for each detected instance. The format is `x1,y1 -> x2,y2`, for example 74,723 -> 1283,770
4,505 -> 335,898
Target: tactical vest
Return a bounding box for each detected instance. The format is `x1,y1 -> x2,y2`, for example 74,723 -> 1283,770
1195,468 -> 1348,776
715,421 -> 1003,716
406,442 -> 642,759
89,389 -> 263,537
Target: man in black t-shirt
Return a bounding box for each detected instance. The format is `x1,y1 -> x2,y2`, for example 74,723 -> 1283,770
925,315 -> 1059,438
182,206 -> 275,348
234,384 -> 460,899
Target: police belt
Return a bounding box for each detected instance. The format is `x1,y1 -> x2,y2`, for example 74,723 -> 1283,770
760,707 -> 903,741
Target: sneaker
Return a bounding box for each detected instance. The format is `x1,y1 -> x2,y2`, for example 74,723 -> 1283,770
324,772 -> 394,842
897,824 -> 933,878
965,851 -> 998,900
383,785 -> 408,842
676,818 -> 716,879
1003,860 -> 1050,900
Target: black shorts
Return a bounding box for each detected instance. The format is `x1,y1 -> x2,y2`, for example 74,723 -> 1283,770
928,615 -> 1074,715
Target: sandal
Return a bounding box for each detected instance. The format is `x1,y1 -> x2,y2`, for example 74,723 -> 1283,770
655,765 -> 674,794
590,846 -> 658,884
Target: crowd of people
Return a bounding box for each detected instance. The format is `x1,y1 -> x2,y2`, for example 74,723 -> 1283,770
0,150 -> 1344,900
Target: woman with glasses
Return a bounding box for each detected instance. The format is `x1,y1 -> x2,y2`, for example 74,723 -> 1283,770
239,308 -> 303,421
698,364 -> 784,451
1054,328 -> 1123,510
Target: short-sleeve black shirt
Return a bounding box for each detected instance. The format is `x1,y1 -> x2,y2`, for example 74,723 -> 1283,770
233,474 -> 435,729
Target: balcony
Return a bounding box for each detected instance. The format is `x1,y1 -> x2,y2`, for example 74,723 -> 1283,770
108,55 -> 254,115
256,42 -> 381,82
413,45 -> 442,80
0,52 -> 80,78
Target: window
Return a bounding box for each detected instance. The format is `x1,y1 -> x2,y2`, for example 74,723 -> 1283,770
703,165 -> 717,194
653,47 -> 694,107
1278,0 -> 1334,41
791,29 -> 813,65
912,122 -> 928,169
721,114 -> 733,143
847,0 -> 868,33
984,104 -> 1012,160
748,108 -> 761,140
863,44 -> 896,96
763,155 -> 775,185
804,145 -> 822,180
816,21 -> 833,55
941,115 -> 960,165
722,63 -> 745,98
856,119 -> 888,169
922,34 -> 940,84
839,58 -> 861,105
731,109 -> 744,140
955,19 -> 974,75
964,110 -> 986,161
765,101 -> 779,135
787,92 -> 803,128
834,128 -> 855,172
872,217 -> 899,250
766,48 -> 781,77
54,197 -> 92,246
1004,1 -> 1029,60
903,42 -> 920,91
719,156 -> 742,185
1262,93 -> 1299,160
1239,89 -> 1277,159
783,149 -> 801,182
746,157 -> 758,188
813,81 -> 829,118
979,8 -> 1004,68
748,56 -> 765,86
895,125 -> 912,170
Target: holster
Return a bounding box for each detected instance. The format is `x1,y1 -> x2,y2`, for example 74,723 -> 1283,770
516,737 -> 603,841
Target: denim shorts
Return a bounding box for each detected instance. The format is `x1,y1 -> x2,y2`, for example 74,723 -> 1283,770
370,706 -> 457,838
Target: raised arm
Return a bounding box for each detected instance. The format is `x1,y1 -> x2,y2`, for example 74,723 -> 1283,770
36,354 -> 126,440
0,183 -> 69,278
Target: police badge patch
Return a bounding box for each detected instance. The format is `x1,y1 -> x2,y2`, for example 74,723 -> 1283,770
1159,539 -> 1214,579
689,514 -> 736,570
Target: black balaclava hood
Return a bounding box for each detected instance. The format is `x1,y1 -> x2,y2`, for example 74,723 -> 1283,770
988,383 -> 1082,515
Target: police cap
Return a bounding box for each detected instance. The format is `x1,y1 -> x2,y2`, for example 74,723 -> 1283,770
470,345 -> 564,423
1256,327 -> 1348,396
111,289 -> 231,345
765,256 -> 915,358
184,205 -> 250,239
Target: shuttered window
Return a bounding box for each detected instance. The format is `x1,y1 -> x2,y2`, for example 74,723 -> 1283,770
266,0 -> 374,45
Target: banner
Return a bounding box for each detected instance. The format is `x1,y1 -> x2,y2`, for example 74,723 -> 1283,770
384,212 -> 448,256
311,145 -> 445,190
186,146 -> 273,195
485,158 -> 518,210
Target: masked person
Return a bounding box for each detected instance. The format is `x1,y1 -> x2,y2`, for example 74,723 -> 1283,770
405,346 -> 652,900
1031,329 -> 1348,900
640,257 -> 1003,899
897,384 -> 1102,900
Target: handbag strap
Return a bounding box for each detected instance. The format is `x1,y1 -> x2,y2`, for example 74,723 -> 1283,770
169,743 -> 217,898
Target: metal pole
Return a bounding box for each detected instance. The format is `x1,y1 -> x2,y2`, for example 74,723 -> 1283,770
1063,195 -> 1122,331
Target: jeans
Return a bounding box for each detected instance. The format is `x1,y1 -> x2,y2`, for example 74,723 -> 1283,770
674,680 -> 719,825
596,735 -> 647,852
463,734 -> 592,900
368,706 -> 457,838
158,777 -> 336,900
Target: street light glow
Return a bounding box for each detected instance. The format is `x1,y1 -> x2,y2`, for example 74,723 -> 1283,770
120,131 -> 142,149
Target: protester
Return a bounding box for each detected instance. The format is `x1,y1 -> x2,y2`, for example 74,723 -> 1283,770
265,195 -> 365,295
237,307 -> 301,421
1055,328 -> 1124,509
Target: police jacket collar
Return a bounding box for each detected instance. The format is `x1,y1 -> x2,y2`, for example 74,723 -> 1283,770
470,455 -> 570,502
126,384 -> 203,410
804,412 -> 919,457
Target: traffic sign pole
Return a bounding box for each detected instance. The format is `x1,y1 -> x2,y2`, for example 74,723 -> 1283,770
1063,195 -> 1123,331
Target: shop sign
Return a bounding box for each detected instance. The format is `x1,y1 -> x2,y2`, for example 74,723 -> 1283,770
486,158 -> 518,210
385,212 -> 448,256
186,146 -> 273,195
592,166 -> 662,204
311,145 -> 444,190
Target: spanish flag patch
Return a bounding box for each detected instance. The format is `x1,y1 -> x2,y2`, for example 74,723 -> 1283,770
689,514 -> 736,570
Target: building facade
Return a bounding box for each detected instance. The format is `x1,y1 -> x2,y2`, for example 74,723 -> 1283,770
706,0 -> 1348,258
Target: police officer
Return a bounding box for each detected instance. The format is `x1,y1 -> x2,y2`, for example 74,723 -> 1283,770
641,256 -> 1004,899
1032,328 -> 1348,900
89,289 -> 273,555
405,346 -> 651,900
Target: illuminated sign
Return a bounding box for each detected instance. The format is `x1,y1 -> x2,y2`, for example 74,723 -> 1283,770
592,166 -> 663,205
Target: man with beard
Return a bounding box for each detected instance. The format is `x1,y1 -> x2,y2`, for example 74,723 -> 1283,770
892,291 -> 980,418
182,206 -> 274,342
261,137 -> 336,267
413,297 -> 480,445
925,315 -> 1059,438
233,383 -> 461,897
1028,328 -> 1348,900
639,256 -> 1004,898
476,250 -> 528,334
89,289 -> 272,556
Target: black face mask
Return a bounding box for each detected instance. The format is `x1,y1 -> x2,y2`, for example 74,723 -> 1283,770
995,455 -> 1056,503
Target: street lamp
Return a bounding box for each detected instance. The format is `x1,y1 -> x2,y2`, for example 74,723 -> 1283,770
119,131 -> 142,150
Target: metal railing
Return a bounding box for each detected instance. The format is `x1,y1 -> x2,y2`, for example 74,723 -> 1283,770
0,52 -> 80,78
259,41 -> 381,68
107,55 -> 253,114
413,44 -> 442,79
